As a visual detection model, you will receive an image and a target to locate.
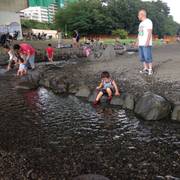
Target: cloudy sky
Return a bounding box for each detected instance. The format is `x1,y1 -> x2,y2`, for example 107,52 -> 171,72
142,0 -> 180,23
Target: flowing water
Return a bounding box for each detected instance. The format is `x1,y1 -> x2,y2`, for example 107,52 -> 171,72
0,67 -> 180,179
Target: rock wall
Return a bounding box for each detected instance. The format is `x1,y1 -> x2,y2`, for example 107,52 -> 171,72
17,64 -> 180,123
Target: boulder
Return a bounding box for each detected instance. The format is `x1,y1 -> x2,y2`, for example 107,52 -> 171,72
75,86 -> 91,98
88,91 -> 97,102
68,84 -> 79,94
134,92 -> 171,121
73,174 -> 110,180
110,93 -> 134,110
39,78 -> 50,88
50,79 -> 67,94
123,93 -> 135,110
111,96 -> 124,106
0,68 -> 7,75
28,70 -> 41,86
99,45 -> 116,61
171,104 -> 180,122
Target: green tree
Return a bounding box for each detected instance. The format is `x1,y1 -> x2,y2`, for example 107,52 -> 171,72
55,0 -> 113,35
21,19 -> 55,30
55,0 -> 180,37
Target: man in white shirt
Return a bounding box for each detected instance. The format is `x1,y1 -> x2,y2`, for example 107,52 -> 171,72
137,9 -> 153,75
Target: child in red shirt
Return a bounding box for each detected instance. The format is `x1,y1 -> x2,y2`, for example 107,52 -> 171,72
45,44 -> 54,62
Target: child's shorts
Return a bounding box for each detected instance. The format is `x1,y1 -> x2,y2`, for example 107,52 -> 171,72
100,88 -> 114,96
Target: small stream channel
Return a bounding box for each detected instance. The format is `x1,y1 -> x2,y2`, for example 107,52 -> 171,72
0,67 -> 179,179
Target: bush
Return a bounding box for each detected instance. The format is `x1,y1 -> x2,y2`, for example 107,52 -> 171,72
112,29 -> 128,39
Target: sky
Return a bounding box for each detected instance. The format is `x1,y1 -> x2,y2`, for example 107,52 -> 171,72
142,0 -> 180,23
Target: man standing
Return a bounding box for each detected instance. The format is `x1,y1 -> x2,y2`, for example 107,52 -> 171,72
137,9 -> 153,75
56,29 -> 62,48
13,43 -> 35,70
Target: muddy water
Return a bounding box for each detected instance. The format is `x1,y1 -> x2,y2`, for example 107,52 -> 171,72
0,68 -> 180,180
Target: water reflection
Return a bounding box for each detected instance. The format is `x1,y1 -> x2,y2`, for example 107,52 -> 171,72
22,87 -> 180,148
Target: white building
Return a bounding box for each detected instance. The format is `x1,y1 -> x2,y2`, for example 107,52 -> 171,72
20,3 -> 58,23
20,7 -> 49,22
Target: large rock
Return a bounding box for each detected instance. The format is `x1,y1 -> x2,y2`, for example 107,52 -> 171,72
88,91 -> 98,102
50,79 -> 67,94
111,96 -> 124,106
99,45 -> 116,61
73,174 -> 110,180
134,92 -> 171,121
110,93 -> 134,110
171,104 -> 180,122
123,93 -> 135,110
75,85 -> 91,98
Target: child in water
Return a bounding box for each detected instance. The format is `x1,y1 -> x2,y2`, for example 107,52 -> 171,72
94,71 -> 120,105
17,58 -> 27,76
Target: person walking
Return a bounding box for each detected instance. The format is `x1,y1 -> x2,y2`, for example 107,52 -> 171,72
137,9 -> 153,75
56,29 -> 62,48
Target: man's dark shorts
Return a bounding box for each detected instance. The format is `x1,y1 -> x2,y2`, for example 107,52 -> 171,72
139,46 -> 152,63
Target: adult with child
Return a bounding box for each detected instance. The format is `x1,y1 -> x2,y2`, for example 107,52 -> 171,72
137,9 -> 153,75
13,43 -> 35,70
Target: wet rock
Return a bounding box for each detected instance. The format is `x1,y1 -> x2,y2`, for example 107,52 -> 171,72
134,92 -> 171,120
17,75 -> 37,89
73,174 -> 110,180
68,84 -> 79,94
88,91 -> 97,102
0,68 -> 7,75
122,93 -> 135,110
110,93 -> 134,110
75,85 -> 91,98
155,176 -> 165,180
28,70 -> 41,85
49,79 -> 67,94
110,96 -> 124,106
99,45 -> 116,61
165,175 -> 180,180
39,78 -> 50,88
171,104 -> 180,122
15,85 -> 32,90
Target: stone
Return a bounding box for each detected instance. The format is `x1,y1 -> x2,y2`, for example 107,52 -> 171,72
171,104 -> 180,122
165,175 -> 180,180
29,70 -> 41,85
75,86 -> 91,98
110,96 -> 124,106
73,174 -> 110,180
68,84 -> 79,94
99,45 -> 116,61
155,176 -> 165,180
123,93 -> 135,110
0,68 -> 7,75
88,91 -> 98,102
134,92 -> 171,121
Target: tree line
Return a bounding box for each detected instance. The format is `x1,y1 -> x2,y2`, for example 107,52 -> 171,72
55,0 -> 180,37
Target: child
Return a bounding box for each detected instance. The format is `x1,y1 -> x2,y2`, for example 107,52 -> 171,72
17,58 -> 27,76
94,71 -> 120,105
3,45 -> 17,71
45,44 -> 54,62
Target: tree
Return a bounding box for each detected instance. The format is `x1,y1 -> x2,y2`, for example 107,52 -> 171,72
55,0 -> 180,37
